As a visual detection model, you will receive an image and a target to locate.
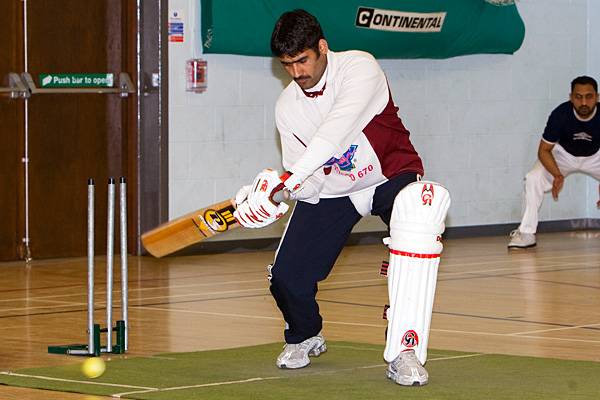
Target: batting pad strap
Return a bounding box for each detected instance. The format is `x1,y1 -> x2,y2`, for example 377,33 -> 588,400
380,260 -> 389,277
389,248 -> 440,259
393,222 -> 445,236
390,230 -> 443,254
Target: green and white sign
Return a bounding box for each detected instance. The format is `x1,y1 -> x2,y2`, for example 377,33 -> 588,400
39,73 -> 114,88
200,0 -> 525,59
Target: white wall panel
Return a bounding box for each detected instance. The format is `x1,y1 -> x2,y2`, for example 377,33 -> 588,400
168,0 -> 595,239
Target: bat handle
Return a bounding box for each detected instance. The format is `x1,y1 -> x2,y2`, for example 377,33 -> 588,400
272,189 -> 290,203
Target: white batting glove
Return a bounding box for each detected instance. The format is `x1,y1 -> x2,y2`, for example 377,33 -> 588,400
248,169 -> 282,203
234,201 -> 263,228
279,171 -> 303,197
246,169 -> 287,217
233,169 -> 290,228
234,200 -> 289,228
234,185 -> 252,206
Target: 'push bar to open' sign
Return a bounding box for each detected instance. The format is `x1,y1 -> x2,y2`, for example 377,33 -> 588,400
39,73 -> 114,88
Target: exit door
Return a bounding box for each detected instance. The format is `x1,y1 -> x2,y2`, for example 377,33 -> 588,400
0,0 -> 137,260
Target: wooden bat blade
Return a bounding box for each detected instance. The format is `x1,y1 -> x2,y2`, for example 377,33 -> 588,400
141,199 -> 239,258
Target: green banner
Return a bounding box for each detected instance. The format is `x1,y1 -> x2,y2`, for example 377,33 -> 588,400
39,73 -> 114,88
200,0 -> 525,59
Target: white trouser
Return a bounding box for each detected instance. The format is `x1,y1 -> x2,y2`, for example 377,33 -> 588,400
518,144 -> 600,234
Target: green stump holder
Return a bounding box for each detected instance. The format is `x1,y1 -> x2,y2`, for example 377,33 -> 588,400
48,320 -> 126,356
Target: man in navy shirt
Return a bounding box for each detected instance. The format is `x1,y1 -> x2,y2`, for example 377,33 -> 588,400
509,76 -> 600,248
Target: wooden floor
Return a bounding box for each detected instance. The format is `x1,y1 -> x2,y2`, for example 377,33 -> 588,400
1,231 -> 599,399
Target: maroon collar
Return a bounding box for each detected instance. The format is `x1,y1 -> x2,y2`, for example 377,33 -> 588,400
301,82 -> 326,98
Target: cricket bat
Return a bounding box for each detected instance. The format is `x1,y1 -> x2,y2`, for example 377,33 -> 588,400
141,191 -> 287,258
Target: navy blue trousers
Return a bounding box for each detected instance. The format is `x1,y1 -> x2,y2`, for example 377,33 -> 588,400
269,172 -> 418,344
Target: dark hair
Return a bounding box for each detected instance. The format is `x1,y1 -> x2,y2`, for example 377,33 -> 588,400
571,76 -> 598,92
270,9 -> 324,57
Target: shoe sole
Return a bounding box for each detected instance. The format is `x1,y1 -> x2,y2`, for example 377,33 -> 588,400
386,370 -> 428,386
277,361 -> 310,369
507,243 -> 537,249
309,343 -> 327,357
277,343 -> 327,369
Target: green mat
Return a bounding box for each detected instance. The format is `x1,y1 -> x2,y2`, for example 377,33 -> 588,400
1,342 -> 599,399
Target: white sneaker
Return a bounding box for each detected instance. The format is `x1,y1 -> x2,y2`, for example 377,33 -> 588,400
507,229 -> 536,249
276,334 -> 327,369
386,349 -> 428,386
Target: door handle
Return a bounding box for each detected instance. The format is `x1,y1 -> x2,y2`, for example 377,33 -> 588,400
0,73 -> 30,99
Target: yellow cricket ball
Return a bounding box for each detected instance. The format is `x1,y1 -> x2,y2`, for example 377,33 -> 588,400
81,357 -> 106,378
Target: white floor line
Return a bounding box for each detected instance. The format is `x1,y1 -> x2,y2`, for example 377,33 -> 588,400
325,320 -> 384,328
135,355 -> 179,361
110,278 -> 385,306
131,287 -> 268,302
112,376 -> 280,398
112,352 -> 486,397
356,353 -> 486,370
137,305 -> 385,328
510,322 -> 600,336
0,298 -> 86,306
0,303 -> 87,313
136,305 -> 600,342
444,252 -> 600,266
326,344 -> 487,363
507,334 -> 600,344
427,353 -> 486,362
137,305 -> 281,321
434,328 -> 600,344
0,371 -> 156,390
328,344 -> 381,352
0,269 -> 380,304
27,299 -> 87,305
438,262 -> 584,277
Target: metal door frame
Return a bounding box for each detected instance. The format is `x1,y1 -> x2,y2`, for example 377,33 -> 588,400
135,0 -> 169,255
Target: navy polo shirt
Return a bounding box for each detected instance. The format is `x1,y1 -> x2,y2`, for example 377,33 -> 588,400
542,101 -> 600,157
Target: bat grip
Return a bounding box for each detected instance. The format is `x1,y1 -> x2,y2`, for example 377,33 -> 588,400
272,189 -> 290,203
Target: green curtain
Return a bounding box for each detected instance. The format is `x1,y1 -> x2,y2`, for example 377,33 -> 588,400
200,0 -> 525,59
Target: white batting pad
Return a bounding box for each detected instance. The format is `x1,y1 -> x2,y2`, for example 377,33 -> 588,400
383,181 -> 450,365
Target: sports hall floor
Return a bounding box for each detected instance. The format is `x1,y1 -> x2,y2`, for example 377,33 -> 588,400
1,231 -> 599,399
